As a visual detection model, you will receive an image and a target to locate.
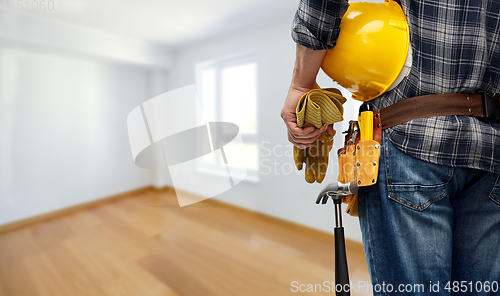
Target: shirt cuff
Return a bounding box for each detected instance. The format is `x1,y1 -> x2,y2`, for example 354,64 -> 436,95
291,0 -> 349,50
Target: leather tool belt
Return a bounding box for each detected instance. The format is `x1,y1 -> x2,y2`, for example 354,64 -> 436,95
379,92 -> 500,129
338,92 -> 499,217
338,113 -> 382,217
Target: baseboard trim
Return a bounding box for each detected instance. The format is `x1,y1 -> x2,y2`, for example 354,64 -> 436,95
0,186 -> 153,234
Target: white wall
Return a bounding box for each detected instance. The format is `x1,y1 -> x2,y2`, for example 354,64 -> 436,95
0,47 -> 155,225
162,15 -> 363,242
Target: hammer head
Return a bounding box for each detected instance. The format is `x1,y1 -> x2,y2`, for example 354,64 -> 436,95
316,181 -> 359,204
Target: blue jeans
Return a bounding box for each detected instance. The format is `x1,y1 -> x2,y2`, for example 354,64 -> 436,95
358,131 -> 500,295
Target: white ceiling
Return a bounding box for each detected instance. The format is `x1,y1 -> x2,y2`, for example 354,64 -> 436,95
23,0 -> 299,47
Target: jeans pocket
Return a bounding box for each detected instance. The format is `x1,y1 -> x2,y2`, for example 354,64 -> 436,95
389,184 -> 447,211
384,135 -> 451,211
488,176 -> 500,206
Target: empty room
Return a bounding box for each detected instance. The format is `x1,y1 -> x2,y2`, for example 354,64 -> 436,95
3,0 -> 496,295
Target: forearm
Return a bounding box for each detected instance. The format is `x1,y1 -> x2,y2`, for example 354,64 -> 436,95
290,44 -> 327,91
282,44 -> 328,148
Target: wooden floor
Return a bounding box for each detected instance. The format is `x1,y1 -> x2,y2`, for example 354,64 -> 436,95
0,188 -> 371,296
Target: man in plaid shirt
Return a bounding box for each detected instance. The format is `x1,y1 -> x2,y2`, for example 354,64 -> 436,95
282,0 -> 500,294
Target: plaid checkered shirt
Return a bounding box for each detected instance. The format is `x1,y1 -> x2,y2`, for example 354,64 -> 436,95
292,0 -> 500,174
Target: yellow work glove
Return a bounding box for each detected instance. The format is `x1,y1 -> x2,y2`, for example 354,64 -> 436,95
294,131 -> 334,183
293,88 -> 346,184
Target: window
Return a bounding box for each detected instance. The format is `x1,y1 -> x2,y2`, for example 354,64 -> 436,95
196,54 -> 259,182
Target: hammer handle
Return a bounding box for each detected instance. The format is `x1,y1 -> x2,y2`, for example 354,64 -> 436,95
335,227 -> 350,296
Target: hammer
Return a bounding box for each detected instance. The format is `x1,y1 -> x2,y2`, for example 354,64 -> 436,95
316,181 -> 358,296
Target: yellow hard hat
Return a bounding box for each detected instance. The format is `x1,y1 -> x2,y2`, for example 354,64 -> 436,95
321,0 -> 411,102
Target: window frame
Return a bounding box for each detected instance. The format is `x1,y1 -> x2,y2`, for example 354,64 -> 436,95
195,53 -> 259,182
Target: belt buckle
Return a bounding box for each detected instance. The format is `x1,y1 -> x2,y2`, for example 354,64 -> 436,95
480,91 -> 500,121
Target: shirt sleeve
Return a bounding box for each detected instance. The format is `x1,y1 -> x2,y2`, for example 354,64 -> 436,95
291,0 -> 349,50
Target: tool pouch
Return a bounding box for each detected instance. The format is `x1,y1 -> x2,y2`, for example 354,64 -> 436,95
339,111 -> 382,216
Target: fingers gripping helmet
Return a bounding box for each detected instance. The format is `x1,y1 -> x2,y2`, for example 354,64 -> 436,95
321,0 -> 411,102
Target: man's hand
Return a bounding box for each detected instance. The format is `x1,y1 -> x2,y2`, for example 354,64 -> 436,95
282,83 -> 324,149
282,44 -> 329,148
